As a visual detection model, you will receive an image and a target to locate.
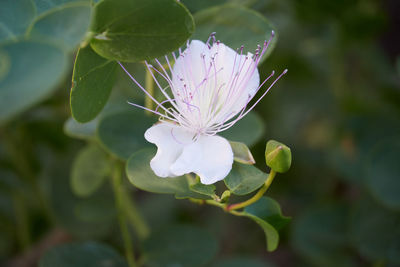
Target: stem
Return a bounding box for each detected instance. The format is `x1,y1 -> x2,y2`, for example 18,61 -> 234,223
111,163 -> 136,267
121,189 -> 150,240
227,170 -> 276,211
144,67 -> 155,114
205,200 -> 226,209
1,128 -> 54,224
13,194 -> 31,250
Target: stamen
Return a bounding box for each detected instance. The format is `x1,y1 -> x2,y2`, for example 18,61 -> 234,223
127,101 -> 178,123
118,62 -> 176,118
120,32 -> 286,138
239,69 -> 288,119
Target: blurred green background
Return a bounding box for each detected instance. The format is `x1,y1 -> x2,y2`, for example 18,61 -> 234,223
0,0 -> 399,266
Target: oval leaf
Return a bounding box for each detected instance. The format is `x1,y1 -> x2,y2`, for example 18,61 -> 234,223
71,144 -> 111,197
366,139 -> 400,211
71,45 -> 118,123
90,0 -> 195,62
143,225 -> 218,267
33,0 -> 89,14
244,197 -> 290,231
64,117 -> 98,140
126,148 -> 209,199
230,141 -> 255,165
29,2 -> 92,50
239,212 -> 279,252
189,179 -> 216,198
0,0 -> 35,41
193,4 -> 277,62
0,40 -> 68,124
50,163 -> 114,239
224,163 -> 267,196
220,112 -> 265,147
97,110 -> 156,160
39,242 -> 128,267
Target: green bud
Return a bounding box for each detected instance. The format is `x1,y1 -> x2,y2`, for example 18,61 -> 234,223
220,190 -> 231,203
265,140 -> 292,173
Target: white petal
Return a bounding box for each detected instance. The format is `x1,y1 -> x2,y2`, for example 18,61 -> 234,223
172,40 -> 209,100
172,40 -> 260,126
170,135 -> 233,184
212,43 -> 260,118
144,122 -> 194,177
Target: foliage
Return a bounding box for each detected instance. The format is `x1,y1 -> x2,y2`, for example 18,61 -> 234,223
0,0 -> 399,266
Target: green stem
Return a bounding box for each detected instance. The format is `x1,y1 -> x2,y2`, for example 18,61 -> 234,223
1,129 -> 54,224
111,163 -> 136,267
226,170 -> 276,211
205,200 -> 226,209
121,189 -> 150,240
144,67 -> 154,114
13,194 -> 31,250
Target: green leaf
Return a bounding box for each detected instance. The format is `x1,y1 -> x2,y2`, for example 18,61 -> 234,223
350,197 -> 400,265
239,212 -> 279,252
221,112 -> 265,147
265,140 -> 292,173
0,50 -> 9,80
39,242 -> 128,267
97,110 -> 156,160
244,197 -> 290,231
48,152 -> 115,239
29,2 -> 92,50
238,197 -> 289,252
64,117 -> 98,140
33,0 -> 90,14
182,0 -> 227,13
65,63 -> 146,140
224,163 -> 267,196
71,144 -> 111,197
74,195 -> 116,222
0,40 -> 68,124
126,148 -> 210,199
211,257 -> 275,267
193,4 -> 277,62
292,203 -> 354,267
0,0 -> 35,42
90,0 -> 194,62
366,138 -> 400,210
230,141 -> 255,164
189,179 -> 216,198
142,224 -> 218,267
71,45 -> 118,123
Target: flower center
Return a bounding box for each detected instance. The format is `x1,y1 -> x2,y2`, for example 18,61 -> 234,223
118,32 -> 287,137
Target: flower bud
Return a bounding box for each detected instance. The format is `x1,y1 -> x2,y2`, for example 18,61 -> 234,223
265,140 -> 292,173
220,190 -> 231,203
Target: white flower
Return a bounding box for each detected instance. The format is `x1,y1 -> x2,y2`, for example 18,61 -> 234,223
119,32 -> 286,185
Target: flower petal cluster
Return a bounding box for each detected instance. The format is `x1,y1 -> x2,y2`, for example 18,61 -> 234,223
120,33 -> 286,184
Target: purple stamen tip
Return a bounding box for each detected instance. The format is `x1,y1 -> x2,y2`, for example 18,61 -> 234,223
283,69 -> 288,74
271,70 -> 275,76
271,30 -> 275,37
